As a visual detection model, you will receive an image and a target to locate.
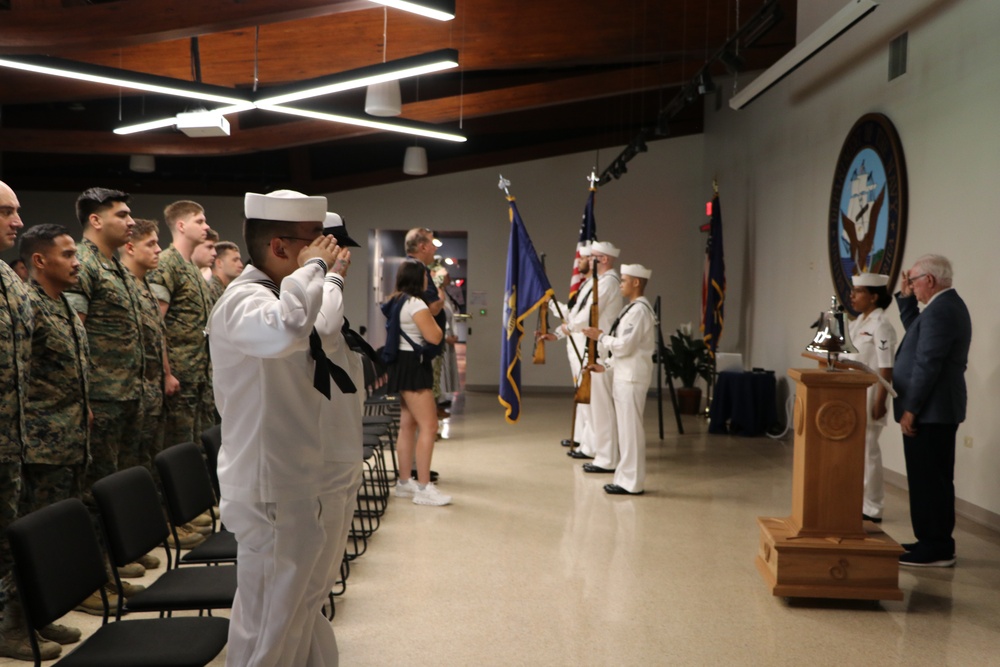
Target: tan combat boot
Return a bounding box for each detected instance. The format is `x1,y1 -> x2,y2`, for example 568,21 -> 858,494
0,600 -> 62,661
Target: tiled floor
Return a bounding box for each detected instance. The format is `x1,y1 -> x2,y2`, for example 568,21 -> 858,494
9,390 -> 1000,665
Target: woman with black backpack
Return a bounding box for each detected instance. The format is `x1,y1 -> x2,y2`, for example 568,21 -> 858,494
380,259 -> 450,506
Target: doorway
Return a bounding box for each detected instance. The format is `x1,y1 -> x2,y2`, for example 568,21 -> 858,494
367,230 -> 469,395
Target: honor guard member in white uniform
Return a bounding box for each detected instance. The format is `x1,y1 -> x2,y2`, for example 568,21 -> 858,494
843,272 -> 896,523
542,243 -> 593,448
209,189 -> 357,667
565,241 -> 623,471
584,264 -> 655,494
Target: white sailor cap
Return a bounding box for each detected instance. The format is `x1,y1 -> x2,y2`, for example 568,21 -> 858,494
323,212 -> 360,247
245,189 -> 326,222
852,273 -> 889,288
578,243 -> 593,257
590,240 -> 620,257
621,263 -> 651,279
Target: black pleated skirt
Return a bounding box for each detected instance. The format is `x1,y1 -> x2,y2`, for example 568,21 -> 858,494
386,350 -> 434,393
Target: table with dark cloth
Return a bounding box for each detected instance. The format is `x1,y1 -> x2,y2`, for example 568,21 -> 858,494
708,370 -> 777,436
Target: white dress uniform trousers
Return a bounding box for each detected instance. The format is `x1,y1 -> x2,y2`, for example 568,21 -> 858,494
559,270 -> 622,465
600,297 -> 656,493
550,298 -> 590,443
844,307 -> 897,520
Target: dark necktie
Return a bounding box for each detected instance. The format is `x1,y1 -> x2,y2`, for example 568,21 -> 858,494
256,279 -> 356,398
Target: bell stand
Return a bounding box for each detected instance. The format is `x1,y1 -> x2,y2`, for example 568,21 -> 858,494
754,352 -> 903,601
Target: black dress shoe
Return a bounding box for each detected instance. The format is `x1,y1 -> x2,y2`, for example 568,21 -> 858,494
411,469 -> 439,482
567,450 -> 593,459
582,463 -> 614,473
604,483 -> 644,495
862,513 -> 883,524
560,439 -> 580,447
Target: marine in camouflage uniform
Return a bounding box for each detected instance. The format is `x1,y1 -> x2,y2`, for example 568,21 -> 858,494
131,273 -> 167,471
65,237 -> 146,501
21,280 -> 90,515
207,273 -> 225,304
148,244 -> 213,448
0,259 -> 32,620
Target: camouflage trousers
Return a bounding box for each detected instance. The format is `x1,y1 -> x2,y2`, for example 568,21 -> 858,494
200,379 -> 219,430
85,399 -> 142,504
20,463 -> 84,517
163,380 -> 206,450
433,355 -> 443,402
0,462 -> 21,613
136,408 -> 165,474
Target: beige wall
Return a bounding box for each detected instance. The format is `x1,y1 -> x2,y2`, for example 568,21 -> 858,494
323,137 -> 707,393
703,0 -> 999,516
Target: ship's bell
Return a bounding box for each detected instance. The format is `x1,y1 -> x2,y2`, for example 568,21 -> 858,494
806,295 -> 857,365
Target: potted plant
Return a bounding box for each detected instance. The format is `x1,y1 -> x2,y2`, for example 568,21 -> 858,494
663,323 -> 713,414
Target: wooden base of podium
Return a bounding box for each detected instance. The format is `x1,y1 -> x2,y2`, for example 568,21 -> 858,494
756,516 -> 904,601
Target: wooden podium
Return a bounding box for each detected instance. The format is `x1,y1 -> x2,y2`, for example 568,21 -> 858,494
755,367 -> 903,600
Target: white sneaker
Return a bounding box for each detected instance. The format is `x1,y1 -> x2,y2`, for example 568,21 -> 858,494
394,478 -> 418,499
413,482 -> 452,506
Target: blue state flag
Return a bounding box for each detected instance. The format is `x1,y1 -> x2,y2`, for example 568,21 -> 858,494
499,198 -> 554,423
701,191 -> 726,356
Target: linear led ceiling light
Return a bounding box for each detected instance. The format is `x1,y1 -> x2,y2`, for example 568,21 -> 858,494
730,0 -> 879,110
0,55 -> 251,107
257,104 -> 466,142
368,0 -> 455,21
112,49 -> 459,137
254,49 -> 458,107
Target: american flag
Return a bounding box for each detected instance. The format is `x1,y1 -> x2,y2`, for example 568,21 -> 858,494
567,185 -> 597,309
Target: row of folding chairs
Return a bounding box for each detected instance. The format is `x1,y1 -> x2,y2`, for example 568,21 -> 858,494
334,391 -> 402,603
7,444 -> 237,666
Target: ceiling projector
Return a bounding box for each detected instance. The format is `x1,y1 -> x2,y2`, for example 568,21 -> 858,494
175,111 -> 231,137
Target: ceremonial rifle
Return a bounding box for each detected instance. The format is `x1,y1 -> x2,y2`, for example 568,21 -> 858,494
574,256 -> 599,404
532,254 -> 548,364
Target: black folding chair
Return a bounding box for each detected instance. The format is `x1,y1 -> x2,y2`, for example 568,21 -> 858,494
199,424 -> 222,501
7,498 -> 229,667
92,467 -> 237,621
155,441 -> 237,568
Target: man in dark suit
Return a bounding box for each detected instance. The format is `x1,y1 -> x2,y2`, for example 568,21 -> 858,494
893,254 -> 972,567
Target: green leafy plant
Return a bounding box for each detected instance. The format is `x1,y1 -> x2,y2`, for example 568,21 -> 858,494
664,323 -> 713,388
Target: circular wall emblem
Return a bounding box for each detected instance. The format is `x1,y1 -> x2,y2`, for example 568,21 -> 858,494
828,113 -> 908,316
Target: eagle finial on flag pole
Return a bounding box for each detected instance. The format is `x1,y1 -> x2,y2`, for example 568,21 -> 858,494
587,170 -> 598,190
498,174 -> 512,198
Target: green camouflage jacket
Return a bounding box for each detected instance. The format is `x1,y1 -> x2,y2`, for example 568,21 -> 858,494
24,283 -> 90,465
207,274 -> 225,306
130,273 -> 166,416
0,261 -> 33,463
64,238 -> 145,401
147,245 -> 212,383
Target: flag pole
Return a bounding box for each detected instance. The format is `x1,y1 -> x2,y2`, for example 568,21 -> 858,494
500,174 -> 585,366
655,296 -> 684,436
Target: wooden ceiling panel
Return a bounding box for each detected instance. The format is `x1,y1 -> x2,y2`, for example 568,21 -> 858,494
0,0 -> 797,193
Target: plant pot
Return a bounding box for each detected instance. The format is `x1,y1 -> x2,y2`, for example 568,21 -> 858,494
676,386 -> 702,415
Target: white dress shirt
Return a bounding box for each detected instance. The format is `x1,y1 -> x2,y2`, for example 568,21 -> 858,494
599,296 -> 656,384
208,262 -> 347,503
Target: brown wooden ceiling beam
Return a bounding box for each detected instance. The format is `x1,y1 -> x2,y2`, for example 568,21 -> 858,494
408,62 -> 688,124
0,0 -> 371,54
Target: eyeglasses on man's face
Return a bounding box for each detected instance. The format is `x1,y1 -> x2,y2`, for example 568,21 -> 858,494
278,236 -> 320,244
